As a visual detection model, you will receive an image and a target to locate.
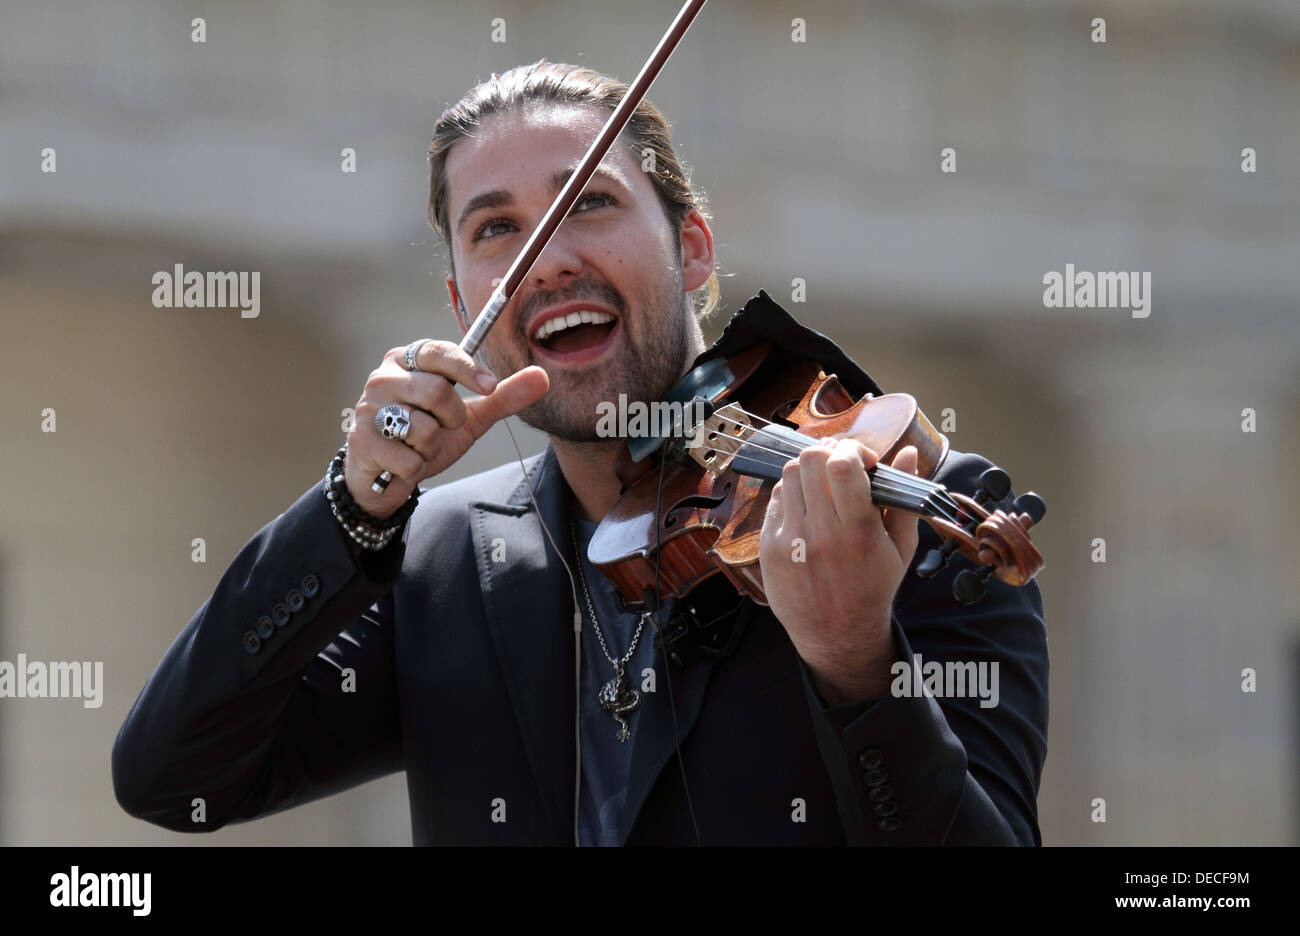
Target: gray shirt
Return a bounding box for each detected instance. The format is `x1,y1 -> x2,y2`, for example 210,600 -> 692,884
572,513 -> 670,846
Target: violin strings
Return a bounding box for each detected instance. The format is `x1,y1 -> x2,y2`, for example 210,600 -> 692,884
707,409 -> 968,515
689,427 -> 957,519
691,437 -> 935,503
695,412 -> 967,525
689,441 -> 960,522
703,412 -> 939,493
699,416 -> 968,524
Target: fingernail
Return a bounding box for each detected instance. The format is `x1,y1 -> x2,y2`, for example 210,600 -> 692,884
476,371 -> 497,392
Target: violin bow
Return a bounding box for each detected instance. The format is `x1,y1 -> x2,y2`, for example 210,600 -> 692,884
372,0 -> 709,493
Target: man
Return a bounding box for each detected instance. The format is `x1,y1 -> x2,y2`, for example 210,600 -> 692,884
112,61 -> 1048,845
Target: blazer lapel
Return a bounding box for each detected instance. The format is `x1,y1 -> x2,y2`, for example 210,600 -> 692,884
470,445 -> 577,843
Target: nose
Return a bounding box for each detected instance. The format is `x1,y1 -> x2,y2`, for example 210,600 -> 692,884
526,223 -> 585,290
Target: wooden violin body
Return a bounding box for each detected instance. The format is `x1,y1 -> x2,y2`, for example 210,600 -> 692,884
587,344 -> 1046,609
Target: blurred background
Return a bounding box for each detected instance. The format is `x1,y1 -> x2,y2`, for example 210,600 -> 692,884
0,0 -> 1296,845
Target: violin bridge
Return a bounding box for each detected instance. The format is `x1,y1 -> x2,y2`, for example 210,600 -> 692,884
686,402 -> 751,476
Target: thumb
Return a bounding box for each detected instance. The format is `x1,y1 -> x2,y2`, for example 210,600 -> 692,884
465,365 -> 550,436
882,445 -> 921,562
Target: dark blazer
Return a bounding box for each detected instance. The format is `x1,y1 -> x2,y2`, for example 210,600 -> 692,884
112,293 -> 1049,845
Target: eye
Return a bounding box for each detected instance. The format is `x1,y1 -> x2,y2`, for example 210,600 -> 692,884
471,192 -> 616,243
472,217 -> 517,242
575,192 -> 616,212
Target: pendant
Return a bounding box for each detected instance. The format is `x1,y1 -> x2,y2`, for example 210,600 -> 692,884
598,668 -> 642,742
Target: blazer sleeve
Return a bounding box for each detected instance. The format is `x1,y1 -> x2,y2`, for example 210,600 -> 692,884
799,450 -> 1050,845
111,479 -> 411,833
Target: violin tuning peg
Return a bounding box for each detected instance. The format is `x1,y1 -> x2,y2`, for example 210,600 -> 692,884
953,566 -> 993,604
1013,492 -> 1046,524
916,549 -> 947,579
916,540 -> 959,579
975,467 -> 1011,504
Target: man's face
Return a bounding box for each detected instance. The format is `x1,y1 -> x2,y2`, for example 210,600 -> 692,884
444,103 -> 711,443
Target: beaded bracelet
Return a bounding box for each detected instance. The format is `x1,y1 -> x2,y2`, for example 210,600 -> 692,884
322,443 -> 420,551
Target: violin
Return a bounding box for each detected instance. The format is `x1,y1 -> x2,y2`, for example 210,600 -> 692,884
422,0 -> 1046,608
587,341 -> 1046,609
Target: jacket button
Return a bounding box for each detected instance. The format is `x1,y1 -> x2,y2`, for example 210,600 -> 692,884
242,631 -> 262,654
286,588 -> 305,612
272,603 -> 291,627
868,785 -> 893,803
873,801 -> 899,818
858,748 -> 884,770
863,768 -> 888,787
877,816 -> 903,832
301,574 -> 320,598
255,616 -> 275,640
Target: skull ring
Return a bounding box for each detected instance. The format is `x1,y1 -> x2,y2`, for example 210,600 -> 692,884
374,404 -> 412,442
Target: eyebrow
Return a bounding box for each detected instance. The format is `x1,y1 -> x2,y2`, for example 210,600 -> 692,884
456,166 -> 628,236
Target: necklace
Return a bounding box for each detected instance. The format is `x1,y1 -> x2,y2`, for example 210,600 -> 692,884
570,514 -> 649,742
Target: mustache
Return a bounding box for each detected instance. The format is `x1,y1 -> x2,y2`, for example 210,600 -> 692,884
515,280 -> 625,342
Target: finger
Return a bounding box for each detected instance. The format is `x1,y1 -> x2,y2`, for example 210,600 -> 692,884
824,438 -> 876,528
393,408 -> 443,463
797,441 -> 839,530
400,372 -> 468,431
778,459 -> 806,540
355,399 -> 435,478
463,365 -> 550,435
342,436 -> 421,514
890,443 -> 918,476
393,339 -> 496,393
881,445 -> 921,560
763,479 -> 785,535
356,432 -> 425,488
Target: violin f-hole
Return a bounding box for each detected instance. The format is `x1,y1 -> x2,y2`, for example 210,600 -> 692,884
663,481 -> 734,529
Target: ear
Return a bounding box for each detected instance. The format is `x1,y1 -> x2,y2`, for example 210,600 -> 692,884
678,208 -> 715,293
447,276 -> 469,334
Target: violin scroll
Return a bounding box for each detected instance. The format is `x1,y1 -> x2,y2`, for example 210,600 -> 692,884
918,467 -> 1047,603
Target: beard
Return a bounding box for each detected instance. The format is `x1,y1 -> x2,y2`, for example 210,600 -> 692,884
480,267 -> 693,444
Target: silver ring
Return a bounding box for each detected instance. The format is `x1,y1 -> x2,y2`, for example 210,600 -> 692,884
405,339 -> 431,373
371,470 -> 394,494
374,404 -> 412,441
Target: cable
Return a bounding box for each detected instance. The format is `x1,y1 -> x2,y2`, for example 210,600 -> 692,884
500,418 -> 585,846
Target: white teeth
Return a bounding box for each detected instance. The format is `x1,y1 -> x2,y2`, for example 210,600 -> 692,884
531,309 -> 615,342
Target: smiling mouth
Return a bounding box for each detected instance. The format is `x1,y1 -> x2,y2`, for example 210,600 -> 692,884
530,309 -> 618,356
